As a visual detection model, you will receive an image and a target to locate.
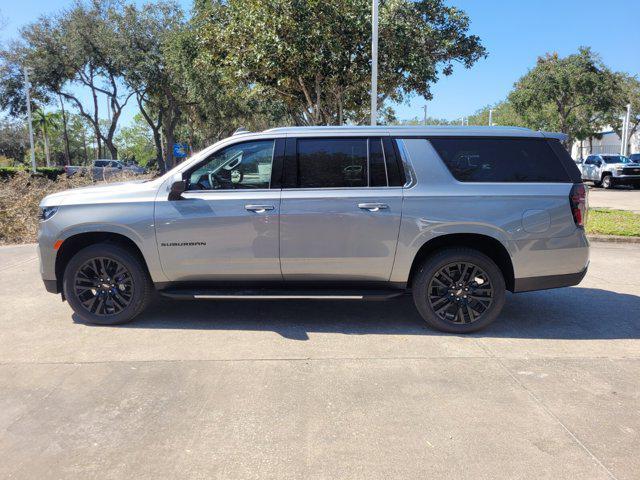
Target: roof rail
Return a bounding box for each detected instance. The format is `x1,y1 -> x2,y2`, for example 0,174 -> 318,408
232,127 -> 251,136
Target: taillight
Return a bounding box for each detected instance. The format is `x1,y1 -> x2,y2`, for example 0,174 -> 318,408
569,183 -> 588,228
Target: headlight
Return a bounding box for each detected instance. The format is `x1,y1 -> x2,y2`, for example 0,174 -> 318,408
39,206 -> 59,221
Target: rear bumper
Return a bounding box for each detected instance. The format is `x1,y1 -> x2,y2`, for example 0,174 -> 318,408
513,264 -> 588,293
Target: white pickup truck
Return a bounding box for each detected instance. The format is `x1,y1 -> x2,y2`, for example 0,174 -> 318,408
64,160 -> 147,180
578,154 -> 640,189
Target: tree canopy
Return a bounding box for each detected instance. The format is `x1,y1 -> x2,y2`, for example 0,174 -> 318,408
509,48 -> 622,145
194,0 -> 486,125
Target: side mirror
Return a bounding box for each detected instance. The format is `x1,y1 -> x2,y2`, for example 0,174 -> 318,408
168,180 -> 187,201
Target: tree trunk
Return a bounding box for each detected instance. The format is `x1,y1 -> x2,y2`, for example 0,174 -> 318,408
164,127 -> 176,169
104,139 -> 118,161
58,94 -> 71,166
43,131 -> 51,167
136,93 -> 165,173
82,130 -> 89,163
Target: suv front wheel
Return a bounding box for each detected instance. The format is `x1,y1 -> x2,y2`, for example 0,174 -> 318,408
412,248 -> 506,333
63,243 -> 153,325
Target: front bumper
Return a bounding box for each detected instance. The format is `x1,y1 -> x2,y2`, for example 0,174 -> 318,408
43,279 -> 60,293
612,175 -> 640,184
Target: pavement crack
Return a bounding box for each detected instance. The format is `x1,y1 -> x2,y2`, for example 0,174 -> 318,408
0,256 -> 37,272
474,339 -> 620,480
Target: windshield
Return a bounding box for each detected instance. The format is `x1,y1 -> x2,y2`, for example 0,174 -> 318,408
601,155 -> 631,164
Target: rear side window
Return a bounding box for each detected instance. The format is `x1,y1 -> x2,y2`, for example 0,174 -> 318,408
430,137 -> 570,183
297,138 -> 368,188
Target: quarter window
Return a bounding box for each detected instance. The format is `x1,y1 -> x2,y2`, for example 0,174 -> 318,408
430,137 -> 570,183
188,140 -> 274,190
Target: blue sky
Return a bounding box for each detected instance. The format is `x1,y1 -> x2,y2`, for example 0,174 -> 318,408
1,0 -> 639,124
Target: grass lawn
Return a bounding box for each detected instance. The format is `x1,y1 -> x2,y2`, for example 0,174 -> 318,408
587,208 -> 640,237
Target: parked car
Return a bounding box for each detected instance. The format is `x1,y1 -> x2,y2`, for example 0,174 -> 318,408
579,154 -> 640,189
628,153 -> 640,164
38,126 -> 589,333
64,159 -> 147,180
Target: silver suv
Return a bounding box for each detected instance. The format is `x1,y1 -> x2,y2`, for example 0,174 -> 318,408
38,126 -> 589,333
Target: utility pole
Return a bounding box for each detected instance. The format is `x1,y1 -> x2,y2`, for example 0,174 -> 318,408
23,67 -> 37,173
422,105 -> 428,125
621,103 -> 631,156
370,0 -> 379,126
489,109 -> 494,126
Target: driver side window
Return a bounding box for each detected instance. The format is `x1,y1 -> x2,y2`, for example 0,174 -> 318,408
188,140 -> 275,191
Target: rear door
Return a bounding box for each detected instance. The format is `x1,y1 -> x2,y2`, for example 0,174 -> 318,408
279,136 -> 404,282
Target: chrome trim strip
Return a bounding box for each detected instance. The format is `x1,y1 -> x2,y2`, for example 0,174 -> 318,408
193,294 -> 364,300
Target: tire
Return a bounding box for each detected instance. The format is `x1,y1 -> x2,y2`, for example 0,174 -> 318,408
412,248 -> 506,333
593,181 -> 602,188
602,174 -> 613,189
63,243 -> 153,325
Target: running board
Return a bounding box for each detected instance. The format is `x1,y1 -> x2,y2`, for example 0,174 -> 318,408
158,288 -> 404,301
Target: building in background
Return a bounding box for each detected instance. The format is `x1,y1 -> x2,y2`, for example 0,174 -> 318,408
572,130 -> 640,160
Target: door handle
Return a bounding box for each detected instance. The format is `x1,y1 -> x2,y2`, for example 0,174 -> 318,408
245,204 -> 275,213
358,203 -> 389,212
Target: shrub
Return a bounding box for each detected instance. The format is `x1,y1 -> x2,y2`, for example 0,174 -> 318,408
0,170 -> 150,244
0,166 -> 66,180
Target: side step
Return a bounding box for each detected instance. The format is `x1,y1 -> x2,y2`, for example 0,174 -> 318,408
158,288 -> 405,301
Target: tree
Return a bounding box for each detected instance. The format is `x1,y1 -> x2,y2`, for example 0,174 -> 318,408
17,0 -> 133,160
164,8 -> 291,150
0,117 -> 28,164
32,109 -> 60,166
610,74 -> 640,154
118,1 -> 185,172
194,0 -> 486,125
509,48 -> 622,146
115,113 -> 156,166
466,101 -> 523,127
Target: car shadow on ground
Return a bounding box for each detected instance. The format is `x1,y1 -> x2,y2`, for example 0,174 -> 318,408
75,287 -> 640,341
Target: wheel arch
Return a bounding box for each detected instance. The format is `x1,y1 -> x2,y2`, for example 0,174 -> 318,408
407,233 -> 515,292
55,231 -> 150,294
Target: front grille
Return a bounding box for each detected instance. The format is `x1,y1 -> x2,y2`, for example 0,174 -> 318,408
622,167 -> 640,175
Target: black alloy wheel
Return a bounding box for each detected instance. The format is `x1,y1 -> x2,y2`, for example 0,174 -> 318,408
412,248 -> 506,333
63,243 -> 153,325
427,262 -> 494,325
74,257 -> 134,316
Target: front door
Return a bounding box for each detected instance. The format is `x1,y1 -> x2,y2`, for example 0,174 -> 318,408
279,137 -> 403,282
155,139 -> 282,282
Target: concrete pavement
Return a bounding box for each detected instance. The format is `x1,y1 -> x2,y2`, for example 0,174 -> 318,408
587,186 -> 640,213
1,242 -> 639,479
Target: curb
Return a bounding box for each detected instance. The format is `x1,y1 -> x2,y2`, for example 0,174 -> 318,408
587,234 -> 640,244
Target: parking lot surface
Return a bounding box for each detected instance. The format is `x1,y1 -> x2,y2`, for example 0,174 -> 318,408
588,186 -> 640,213
1,242 -> 639,480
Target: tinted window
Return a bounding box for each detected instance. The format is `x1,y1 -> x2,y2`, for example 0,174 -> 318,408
602,155 -> 630,164
188,140 -> 274,190
297,138 -> 368,188
430,137 -> 570,182
95,160 -> 108,167
385,138 -> 405,186
369,138 -> 387,187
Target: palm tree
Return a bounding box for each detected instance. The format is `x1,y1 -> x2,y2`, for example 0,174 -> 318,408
33,109 -> 60,167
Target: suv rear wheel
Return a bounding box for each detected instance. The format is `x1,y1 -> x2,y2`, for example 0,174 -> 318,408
63,243 -> 153,325
412,248 -> 506,333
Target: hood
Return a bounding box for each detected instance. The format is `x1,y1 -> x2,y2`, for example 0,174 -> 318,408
40,179 -> 162,208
